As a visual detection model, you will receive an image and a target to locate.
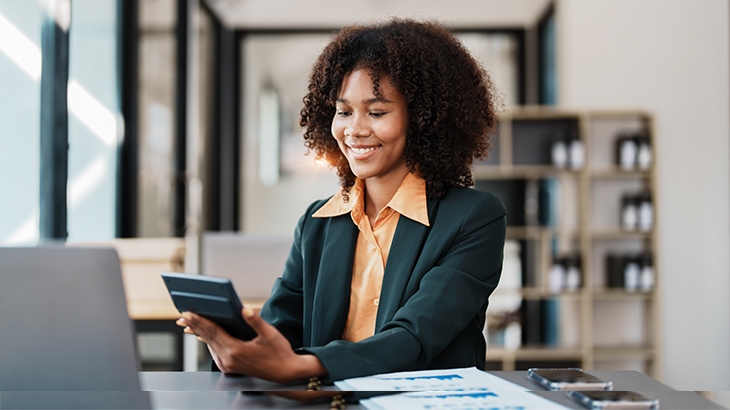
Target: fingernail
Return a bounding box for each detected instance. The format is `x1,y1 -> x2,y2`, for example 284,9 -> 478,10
243,307 -> 254,318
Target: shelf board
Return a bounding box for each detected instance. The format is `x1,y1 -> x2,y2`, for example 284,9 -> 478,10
487,347 -> 584,361
492,286 -> 584,300
505,107 -> 582,121
590,169 -> 652,179
487,347 -> 654,362
592,290 -> 655,301
585,110 -> 651,120
506,226 -> 545,239
473,165 -> 581,180
494,288 -> 650,301
590,228 -> 654,239
593,347 -> 655,361
506,226 -> 580,240
520,287 -> 585,300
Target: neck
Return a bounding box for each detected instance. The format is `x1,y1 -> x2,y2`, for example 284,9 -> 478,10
363,170 -> 410,222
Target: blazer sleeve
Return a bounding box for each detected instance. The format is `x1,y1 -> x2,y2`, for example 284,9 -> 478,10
304,193 -> 506,382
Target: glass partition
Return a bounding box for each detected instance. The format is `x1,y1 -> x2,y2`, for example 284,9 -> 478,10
66,0 -> 121,242
0,1 -> 43,245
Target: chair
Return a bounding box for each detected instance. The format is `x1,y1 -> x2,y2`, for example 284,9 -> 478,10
201,232 -> 293,304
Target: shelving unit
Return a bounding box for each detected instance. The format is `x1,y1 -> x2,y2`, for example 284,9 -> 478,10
481,108 -> 660,378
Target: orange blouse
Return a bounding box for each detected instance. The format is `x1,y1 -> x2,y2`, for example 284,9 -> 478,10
312,172 -> 430,342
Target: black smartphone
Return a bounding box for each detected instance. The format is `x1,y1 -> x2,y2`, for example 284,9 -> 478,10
568,390 -> 659,409
527,368 -> 613,391
161,272 -> 257,340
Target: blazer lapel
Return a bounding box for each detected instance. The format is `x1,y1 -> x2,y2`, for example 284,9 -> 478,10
375,197 -> 439,330
310,214 -> 357,346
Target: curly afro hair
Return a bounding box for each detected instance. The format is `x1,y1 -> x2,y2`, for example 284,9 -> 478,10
300,18 -> 500,199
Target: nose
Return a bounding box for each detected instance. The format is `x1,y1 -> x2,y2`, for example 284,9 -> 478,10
344,115 -> 370,138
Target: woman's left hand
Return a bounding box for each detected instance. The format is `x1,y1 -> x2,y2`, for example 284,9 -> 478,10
176,307 -> 326,384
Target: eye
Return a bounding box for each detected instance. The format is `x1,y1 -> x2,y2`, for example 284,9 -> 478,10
370,111 -> 386,118
336,110 -> 351,117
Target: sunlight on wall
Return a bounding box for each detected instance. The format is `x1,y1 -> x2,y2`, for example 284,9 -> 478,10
0,12 -> 41,80
0,6 -> 119,244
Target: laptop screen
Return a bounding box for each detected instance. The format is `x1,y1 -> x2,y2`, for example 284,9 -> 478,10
0,246 -> 142,392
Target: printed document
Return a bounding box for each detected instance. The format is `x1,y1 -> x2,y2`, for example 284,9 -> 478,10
334,367 -> 526,392
360,390 -> 568,409
335,367 -> 568,410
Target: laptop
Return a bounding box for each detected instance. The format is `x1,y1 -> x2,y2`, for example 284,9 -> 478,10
0,246 -> 151,408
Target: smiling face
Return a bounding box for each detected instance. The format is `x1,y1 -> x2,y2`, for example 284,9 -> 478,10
331,68 -> 410,185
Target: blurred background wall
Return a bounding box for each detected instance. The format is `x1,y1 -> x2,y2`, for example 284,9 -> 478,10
555,0 -> 729,391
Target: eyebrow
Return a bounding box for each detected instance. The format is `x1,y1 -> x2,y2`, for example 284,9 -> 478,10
336,97 -> 395,104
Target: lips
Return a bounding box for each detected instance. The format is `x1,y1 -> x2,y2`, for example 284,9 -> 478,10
350,146 -> 377,155
347,144 -> 380,160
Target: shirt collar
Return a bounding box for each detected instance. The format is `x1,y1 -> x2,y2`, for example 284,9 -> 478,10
312,172 -> 430,227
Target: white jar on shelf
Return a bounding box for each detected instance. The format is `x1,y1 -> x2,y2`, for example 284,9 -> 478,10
640,253 -> 655,292
568,135 -> 585,170
565,263 -> 581,291
637,135 -> 652,170
618,136 -> 638,171
638,192 -> 654,232
621,195 -> 639,231
624,258 -> 640,292
548,258 -> 566,294
551,134 -> 568,169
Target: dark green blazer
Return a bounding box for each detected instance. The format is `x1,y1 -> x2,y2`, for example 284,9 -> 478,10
260,185 -> 506,383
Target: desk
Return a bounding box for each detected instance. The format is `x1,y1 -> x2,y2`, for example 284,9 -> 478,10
1,371 -> 721,409
139,370 -> 722,410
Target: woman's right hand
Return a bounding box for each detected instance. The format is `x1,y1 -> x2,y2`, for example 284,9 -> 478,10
175,307 -> 327,384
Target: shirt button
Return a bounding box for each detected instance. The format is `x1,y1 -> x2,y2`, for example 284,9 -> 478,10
373,299 -> 379,306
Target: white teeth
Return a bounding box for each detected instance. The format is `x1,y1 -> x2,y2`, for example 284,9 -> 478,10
350,146 -> 377,154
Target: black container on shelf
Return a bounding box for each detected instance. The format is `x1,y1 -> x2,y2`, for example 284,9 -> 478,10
620,191 -> 653,232
519,298 -> 561,347
605,252 -> 654,292
615,130 -> 652,171
512,119 -> 579,166
549,252 -> 582,293
606,253 -> 625,288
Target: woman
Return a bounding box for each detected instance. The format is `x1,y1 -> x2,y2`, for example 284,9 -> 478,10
178,18 -> 506,386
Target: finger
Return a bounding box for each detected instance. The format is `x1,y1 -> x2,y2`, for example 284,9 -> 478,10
181,311 -> 200,323
183,312 -> 217,336
239,307 -> 274,339
183,326 -> 195,335
175,318 -> 187,328
185,312 -> 239,349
